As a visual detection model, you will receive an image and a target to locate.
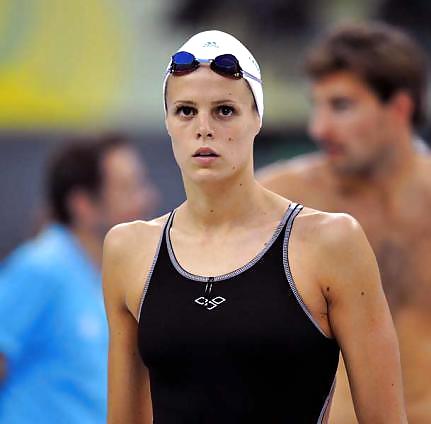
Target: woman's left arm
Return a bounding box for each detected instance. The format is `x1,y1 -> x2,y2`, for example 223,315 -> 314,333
321,214 -> 407,424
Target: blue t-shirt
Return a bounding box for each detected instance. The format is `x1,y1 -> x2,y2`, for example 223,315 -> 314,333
0,225 -> 108,423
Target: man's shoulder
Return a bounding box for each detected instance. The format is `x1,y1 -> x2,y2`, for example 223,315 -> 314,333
257,153 -> 334,207
0,227 -> 74,291
258,152 -> 328,192
258,151 -> 326,178
2,227 -> 65,272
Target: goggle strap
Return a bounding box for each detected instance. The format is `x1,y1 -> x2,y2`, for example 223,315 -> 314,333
242,70 -> 263,84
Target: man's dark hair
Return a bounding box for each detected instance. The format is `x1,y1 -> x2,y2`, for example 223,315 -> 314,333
305,22 -> 428,127
46,133 -> 130,225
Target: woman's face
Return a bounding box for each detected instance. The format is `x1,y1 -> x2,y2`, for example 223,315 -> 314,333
165,65 -> 260,185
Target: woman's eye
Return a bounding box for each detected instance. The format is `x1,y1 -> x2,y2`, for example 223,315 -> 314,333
176,106 -> 196,117
217,105 -> 235,117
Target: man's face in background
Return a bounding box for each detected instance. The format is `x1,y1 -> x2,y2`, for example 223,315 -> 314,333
308,71 -> 398,176
98,145 -> 159,230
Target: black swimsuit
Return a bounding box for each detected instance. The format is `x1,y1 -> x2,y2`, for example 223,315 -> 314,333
138,203 -> 339,423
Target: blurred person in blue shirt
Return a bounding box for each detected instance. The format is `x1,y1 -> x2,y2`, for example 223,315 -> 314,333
0,134 -> 158,423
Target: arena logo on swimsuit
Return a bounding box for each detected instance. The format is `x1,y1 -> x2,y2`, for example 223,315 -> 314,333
194,296 -> 226,311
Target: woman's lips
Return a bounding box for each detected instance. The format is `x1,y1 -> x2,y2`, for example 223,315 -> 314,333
192,155 -> 219,165
192,147 -> 220,165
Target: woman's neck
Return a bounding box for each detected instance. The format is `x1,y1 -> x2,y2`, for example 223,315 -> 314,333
179,172 -> 271,230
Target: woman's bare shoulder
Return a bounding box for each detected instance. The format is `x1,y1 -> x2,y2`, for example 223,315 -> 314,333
295,206 -> 361,237
102,214 -> 171,298
294,206 -> 374,287
293,206 -> 368,265
104,214 -> 170,259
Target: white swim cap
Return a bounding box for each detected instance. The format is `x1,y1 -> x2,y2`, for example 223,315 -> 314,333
163,30 -> 264,125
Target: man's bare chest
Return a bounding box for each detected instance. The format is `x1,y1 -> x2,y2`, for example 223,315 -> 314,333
332,199 -> 431,311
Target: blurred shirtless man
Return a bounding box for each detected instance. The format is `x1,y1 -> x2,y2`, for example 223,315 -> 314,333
259,23 -> 431,423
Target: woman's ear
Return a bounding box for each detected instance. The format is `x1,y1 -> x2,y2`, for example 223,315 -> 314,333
164,78 -> 171,136
165,116 -> 171,137
254,112 -> 262,136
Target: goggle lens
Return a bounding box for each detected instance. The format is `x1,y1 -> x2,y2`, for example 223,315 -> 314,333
170,52 -> 242,79
170,51 -> 199,74
211,54 -> 242,79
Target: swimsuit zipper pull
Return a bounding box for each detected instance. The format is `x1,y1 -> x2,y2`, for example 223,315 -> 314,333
205,277 -> 214,301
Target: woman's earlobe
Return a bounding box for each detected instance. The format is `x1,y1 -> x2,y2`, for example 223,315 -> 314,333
165,118 -> 171,136
255,116 -> 262,135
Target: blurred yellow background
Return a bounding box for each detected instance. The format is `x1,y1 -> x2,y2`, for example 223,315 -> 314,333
0,0 -> 131,128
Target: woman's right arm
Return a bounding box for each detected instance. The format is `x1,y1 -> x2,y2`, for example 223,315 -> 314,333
103,225 -> 153,424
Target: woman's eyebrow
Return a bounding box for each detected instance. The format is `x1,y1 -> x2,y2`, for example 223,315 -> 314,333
174,100 -> 196,107
211,99 -> 237,105
173,99 -> 238,106
174,100 -> 197,105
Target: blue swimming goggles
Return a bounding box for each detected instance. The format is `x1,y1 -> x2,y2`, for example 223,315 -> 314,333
168,51 -> 262,84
